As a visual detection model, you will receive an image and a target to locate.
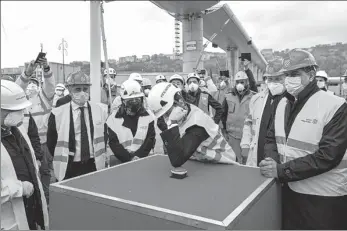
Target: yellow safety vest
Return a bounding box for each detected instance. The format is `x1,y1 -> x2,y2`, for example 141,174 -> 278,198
179,104 -> 237,164
225,91 -> 254,139
106,110 -> 153,153
22,91 -> 52,144
275,91 -> 347,196
51,102 -> 108,181
1,125 -> 49,229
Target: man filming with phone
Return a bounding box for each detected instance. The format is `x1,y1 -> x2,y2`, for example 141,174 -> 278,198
16,54 -> 56,205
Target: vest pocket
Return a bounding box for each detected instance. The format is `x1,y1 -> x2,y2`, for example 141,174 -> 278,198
227,101 -> 236,113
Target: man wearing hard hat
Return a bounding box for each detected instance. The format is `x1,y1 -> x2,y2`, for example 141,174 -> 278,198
155,74 -> 167,84
53,83 -> 67,107
261,49 -> 347,229
241,57 -> 287,166
16,57 -> 56,205
46,71 -> 108,182
185,72 -> 223,124
196,68 -> 218,93
106,79 -> 155,163
147,82 -> 237,167
101,67 -> 118,106
315,70 -> 335,95
221,71 -> 256,163
1,80 -> 49,230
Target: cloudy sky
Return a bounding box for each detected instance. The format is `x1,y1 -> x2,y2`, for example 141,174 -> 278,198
1,1 -> 347,68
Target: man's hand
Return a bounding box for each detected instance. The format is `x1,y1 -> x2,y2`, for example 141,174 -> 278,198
242,59 -> 250,70
36,160 -> 42,169
24,60 -> 39,77
37,57 -> 49,69
22,181 -> 34,198
241,148 -> 249,165
259,157 -> 278,178
132,156 -> 140,161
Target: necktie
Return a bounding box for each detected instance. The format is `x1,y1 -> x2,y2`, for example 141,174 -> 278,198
80,107 -> 90,162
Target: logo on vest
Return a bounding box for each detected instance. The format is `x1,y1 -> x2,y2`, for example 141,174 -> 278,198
301,118 -> 318,124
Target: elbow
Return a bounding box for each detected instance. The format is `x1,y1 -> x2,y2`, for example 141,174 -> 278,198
171,158 -> 185,168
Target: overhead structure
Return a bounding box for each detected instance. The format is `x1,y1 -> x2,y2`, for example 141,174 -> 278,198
151,1 -> 267,79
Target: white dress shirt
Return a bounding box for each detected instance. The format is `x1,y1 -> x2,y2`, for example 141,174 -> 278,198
71,101 -> 94,162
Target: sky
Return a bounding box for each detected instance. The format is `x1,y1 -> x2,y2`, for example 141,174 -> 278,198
1,1 -> 347,68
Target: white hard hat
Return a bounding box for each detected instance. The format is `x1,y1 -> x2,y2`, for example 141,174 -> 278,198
1,80 -> 32,110
155,75 -> 167,82
147,82 -> 180,118
316,70 -> 328,80
142,78 -> 152,87
104,68 -> 116,76
128,73 -> 143,83
234,71 -> 248,81
120,79 -> 144,99
169,74 -> 184,84
186,72 -> 200,83
55,83 -> 66,90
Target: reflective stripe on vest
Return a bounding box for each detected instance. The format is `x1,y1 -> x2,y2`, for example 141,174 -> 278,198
107,110 -> 153,153
52,102 -> 107,181
179,104 -> 236,164
225,93 -> 252,139
24,92 -> 52,144
275,91 -> 347,196
198,92 -> 209,115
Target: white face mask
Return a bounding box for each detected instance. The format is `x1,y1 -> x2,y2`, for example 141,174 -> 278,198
285,77 -> 303,96
26,83 -> 39,97
72,92 -> 89,106
144,89 -> 150,97
317,81 -> 326,89
188,83 -> 199,92
219,81 -> 226,89
236,83 -> 245,92
267,82 -> 285,96
166,106 -> 188,123
4,110 -> 24,127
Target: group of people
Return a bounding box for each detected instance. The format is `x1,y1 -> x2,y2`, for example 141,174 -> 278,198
1,48 -> 347,230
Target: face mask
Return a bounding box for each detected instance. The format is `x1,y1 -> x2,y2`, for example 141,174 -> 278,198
285,77 -> 303,96
144,89 -> 150,97
4,110 -> 24,127
200,80 -> 206,88
236,83 -> 245,92
125,99 -> 142,115
72,92 -> 89,106
55,90 -> 64,96
317,81 -> 326,89
26,83 -> 39,97
219,81 -> 226,89
267,82 -> 285,96
189,83 -> 199,92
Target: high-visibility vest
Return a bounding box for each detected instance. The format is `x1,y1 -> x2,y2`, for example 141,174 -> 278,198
275,91 -> 347,196
51,102 -> 108,181
225,91 -> 254,139
179,104 -> 237,164
242,90 -> 269,167
22,91 -> 52,144
1,125 -> 49,229
106,110 -> 154,153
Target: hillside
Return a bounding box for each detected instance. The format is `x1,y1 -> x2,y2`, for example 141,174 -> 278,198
70,43 -> 347,77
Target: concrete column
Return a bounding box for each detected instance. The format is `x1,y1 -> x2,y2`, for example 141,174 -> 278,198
226,49 -> 233,80
233,48 -> 240,76
90,1 -> 101,103
182,14 -> 203,73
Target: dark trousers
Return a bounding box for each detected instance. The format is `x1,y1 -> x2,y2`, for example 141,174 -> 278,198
63,156 -> 97,180
282,184 -> 347,230
39,143 -> 52,205
23,195 -> 45,230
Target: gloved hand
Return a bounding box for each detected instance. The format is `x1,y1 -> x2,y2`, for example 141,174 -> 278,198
241,148 -> 250,165
22,181 -> 34,198
168,106 -> 187,123
24,60 -> 39,77
157,116 -> 168,132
